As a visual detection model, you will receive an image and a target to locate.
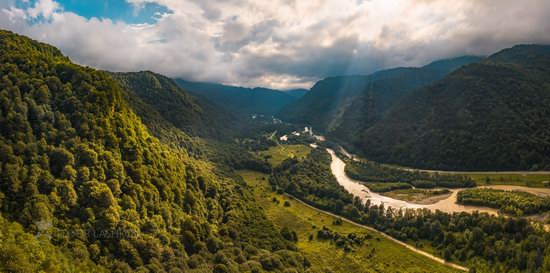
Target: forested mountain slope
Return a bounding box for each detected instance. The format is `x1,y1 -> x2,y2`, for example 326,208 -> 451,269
114,71 -> 236,140
175,79 -> 303,116
113,71 -> 272,173
277,56 -> 481,145
360,45 -> 550,171
0,30 -> 307,272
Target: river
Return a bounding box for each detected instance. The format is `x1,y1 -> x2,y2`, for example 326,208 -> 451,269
326,148 -> 550,224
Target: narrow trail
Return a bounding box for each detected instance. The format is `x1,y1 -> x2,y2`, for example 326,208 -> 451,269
268,131 -> 278,142
284,193 -> 469,272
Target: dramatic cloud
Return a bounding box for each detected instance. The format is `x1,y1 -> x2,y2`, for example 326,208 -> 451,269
1,0 -> 550,89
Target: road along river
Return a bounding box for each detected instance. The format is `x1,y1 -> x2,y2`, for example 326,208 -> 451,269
326,148 -> 550,217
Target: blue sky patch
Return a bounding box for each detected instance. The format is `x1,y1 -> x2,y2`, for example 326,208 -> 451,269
17,0 -> 170,24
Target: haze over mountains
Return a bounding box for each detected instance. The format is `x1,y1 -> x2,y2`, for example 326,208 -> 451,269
175,79 -> 307,116
170,47 -> 550,172
277,45 -> 550,171
277,56 -> 482,139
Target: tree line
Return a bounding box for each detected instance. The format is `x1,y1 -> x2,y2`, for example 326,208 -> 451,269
345,160 -> 476,188
457,188 -> 550,216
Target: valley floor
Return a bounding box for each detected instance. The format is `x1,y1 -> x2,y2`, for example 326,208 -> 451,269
238,170 -> 465,273
340,148 -> 550,188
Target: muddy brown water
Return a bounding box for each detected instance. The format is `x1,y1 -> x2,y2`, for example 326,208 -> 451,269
326,148 -> 550,224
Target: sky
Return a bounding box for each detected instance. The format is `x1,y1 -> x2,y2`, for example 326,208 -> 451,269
1,0 -> 550,89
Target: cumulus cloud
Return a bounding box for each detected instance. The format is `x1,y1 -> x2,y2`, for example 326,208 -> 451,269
1,0 -> 549,89
27,0 -> 58,19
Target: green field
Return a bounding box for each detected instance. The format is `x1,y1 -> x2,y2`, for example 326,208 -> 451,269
468,173 -> 550,188
238,170 -> 461,273
373,160 -> 550,188
258,144 -> 311,167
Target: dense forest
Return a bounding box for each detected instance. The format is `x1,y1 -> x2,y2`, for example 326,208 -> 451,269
0,30 -> 310,272
359,45 -> 550,171
270,147 -> 550,272
271,148 -> 356,212
457,188 -> 550,216
345,160 -> 475,188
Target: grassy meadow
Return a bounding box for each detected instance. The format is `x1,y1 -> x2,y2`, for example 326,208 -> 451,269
238,169 -> 462,273
468,173 -> 550,188
258,144 -> 312,167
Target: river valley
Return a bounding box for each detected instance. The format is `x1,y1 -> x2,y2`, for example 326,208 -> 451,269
325,148 -> 550,230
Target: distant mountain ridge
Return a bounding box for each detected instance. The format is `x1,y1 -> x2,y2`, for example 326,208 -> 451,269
175,79 -> 307,116
277,56 -> 482,145
285,89 -> 309,98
